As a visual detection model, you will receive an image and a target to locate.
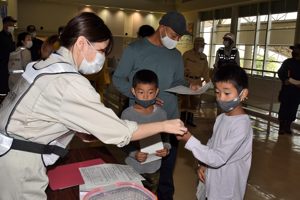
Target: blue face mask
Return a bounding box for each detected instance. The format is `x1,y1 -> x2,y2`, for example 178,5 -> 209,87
216,90 -> 243,113
135,98 -> 156,108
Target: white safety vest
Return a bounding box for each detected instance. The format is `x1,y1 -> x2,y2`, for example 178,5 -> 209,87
0,61 -> 78,166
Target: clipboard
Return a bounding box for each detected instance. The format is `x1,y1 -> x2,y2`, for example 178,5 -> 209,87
47,158 -> 105,190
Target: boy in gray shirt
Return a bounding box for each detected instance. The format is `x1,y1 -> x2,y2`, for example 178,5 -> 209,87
178,64 -> 253,200
121,69 -> 171,193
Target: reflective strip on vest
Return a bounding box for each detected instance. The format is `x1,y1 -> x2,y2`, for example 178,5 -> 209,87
0,61 -> 77,165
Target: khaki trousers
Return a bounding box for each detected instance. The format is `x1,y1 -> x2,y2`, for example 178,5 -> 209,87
0,149 -> 48,200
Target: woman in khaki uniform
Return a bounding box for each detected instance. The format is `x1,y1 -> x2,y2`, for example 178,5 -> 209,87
0,12 -> 187,200
181,37 -> 210,126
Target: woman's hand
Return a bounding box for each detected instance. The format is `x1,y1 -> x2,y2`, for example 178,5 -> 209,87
135,151 -> 148,162
162,119 -> 187,135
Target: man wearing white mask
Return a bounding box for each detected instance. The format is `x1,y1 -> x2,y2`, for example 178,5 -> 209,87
214,32 -> 240,70
0,16 -> 16,98
181,37 -> 210,127
113,11 -> 191,200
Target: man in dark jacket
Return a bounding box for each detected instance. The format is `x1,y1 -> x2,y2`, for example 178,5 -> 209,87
0,16 -> 16,97
277,44 -> 300,135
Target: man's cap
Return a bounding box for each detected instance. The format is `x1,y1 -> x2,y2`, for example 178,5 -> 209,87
290,43 -> 300,50
27,25 -> 36,33
2,16 -> 17,24
223,32 -> 235,41
159,11 -> 191,36
194,37 -> 206,45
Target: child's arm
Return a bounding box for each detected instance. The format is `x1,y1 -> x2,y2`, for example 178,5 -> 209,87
178,118 -> 252,168
176,131 -> 192,142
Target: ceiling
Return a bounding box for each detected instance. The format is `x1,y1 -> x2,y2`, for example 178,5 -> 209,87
15,0 -> 263,13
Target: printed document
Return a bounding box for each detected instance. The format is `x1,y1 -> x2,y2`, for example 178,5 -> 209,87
165,82 -> 213,95
79,164 -> 144,191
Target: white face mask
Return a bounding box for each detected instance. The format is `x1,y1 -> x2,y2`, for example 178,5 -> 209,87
25,41 -> 33,49
7,26 -> 14,34
198,47 -> 204,53
160,28 -> 178,49
78,40 -> 105,75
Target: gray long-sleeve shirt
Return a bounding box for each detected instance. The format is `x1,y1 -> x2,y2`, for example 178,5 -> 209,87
121,105 -> 170,174
113,38 -> 186,119
185,113 -> 253,200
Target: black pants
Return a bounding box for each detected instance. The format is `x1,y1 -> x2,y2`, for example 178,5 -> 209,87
157,135 -> 178,200
278,86 -> 300,122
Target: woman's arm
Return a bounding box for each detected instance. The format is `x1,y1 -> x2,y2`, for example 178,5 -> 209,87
131,119 -> 187,141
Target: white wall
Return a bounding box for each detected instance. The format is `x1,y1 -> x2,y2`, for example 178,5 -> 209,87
17,0 -> 164,60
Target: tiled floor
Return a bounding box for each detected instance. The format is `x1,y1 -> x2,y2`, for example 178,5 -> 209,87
173,108 -> 300,200
69,101 -> 300,200
102,107 -> 300,200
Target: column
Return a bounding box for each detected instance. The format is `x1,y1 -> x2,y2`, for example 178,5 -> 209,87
7,0 -> 17,19
230,6 -> 238,36
294,0 -> 300,44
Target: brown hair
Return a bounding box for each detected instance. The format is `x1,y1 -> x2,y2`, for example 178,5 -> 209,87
60,12 -> 113,55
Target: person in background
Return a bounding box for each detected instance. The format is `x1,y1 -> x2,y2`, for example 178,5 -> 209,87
181,37 -> 210,127
0,16 -> 16,98
58,25 -> 65,36
8,31 -> 32,89
26,24 -> 43,61
40,34 -> 60,60
277,43 -> 300,135
214,32 -> 240,71
177,64 -> 253,200
137,24 -> 155,38
121,69 -> 170,194
0,12 -> 187,200
113,11 -> 192,200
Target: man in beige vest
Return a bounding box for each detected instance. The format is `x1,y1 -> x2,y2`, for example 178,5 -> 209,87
181,37 -> 210,126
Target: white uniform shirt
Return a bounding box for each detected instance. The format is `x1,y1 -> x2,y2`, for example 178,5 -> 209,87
7,47 -> 137,147
185,113 -> 253,200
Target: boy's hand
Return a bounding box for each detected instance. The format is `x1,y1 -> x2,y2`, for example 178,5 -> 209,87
197,165 -> 206,183
155,97 -> 164,106
176,131 -> 192,142
156,148 -> 169,157
135,151 -> 148,162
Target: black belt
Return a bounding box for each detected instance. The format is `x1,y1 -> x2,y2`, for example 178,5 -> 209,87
11,138 -> 68,157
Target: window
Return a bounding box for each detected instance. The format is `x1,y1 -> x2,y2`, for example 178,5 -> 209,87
199,9 -> 298,77
199,19 -> 231,68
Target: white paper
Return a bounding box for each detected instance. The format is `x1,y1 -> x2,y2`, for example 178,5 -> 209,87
140,134 -> 164,164
165,82 -> 213,95
79,164 -> 145,191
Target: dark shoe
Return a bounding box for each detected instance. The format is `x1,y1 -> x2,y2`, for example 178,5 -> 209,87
284,121 -> 293,135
